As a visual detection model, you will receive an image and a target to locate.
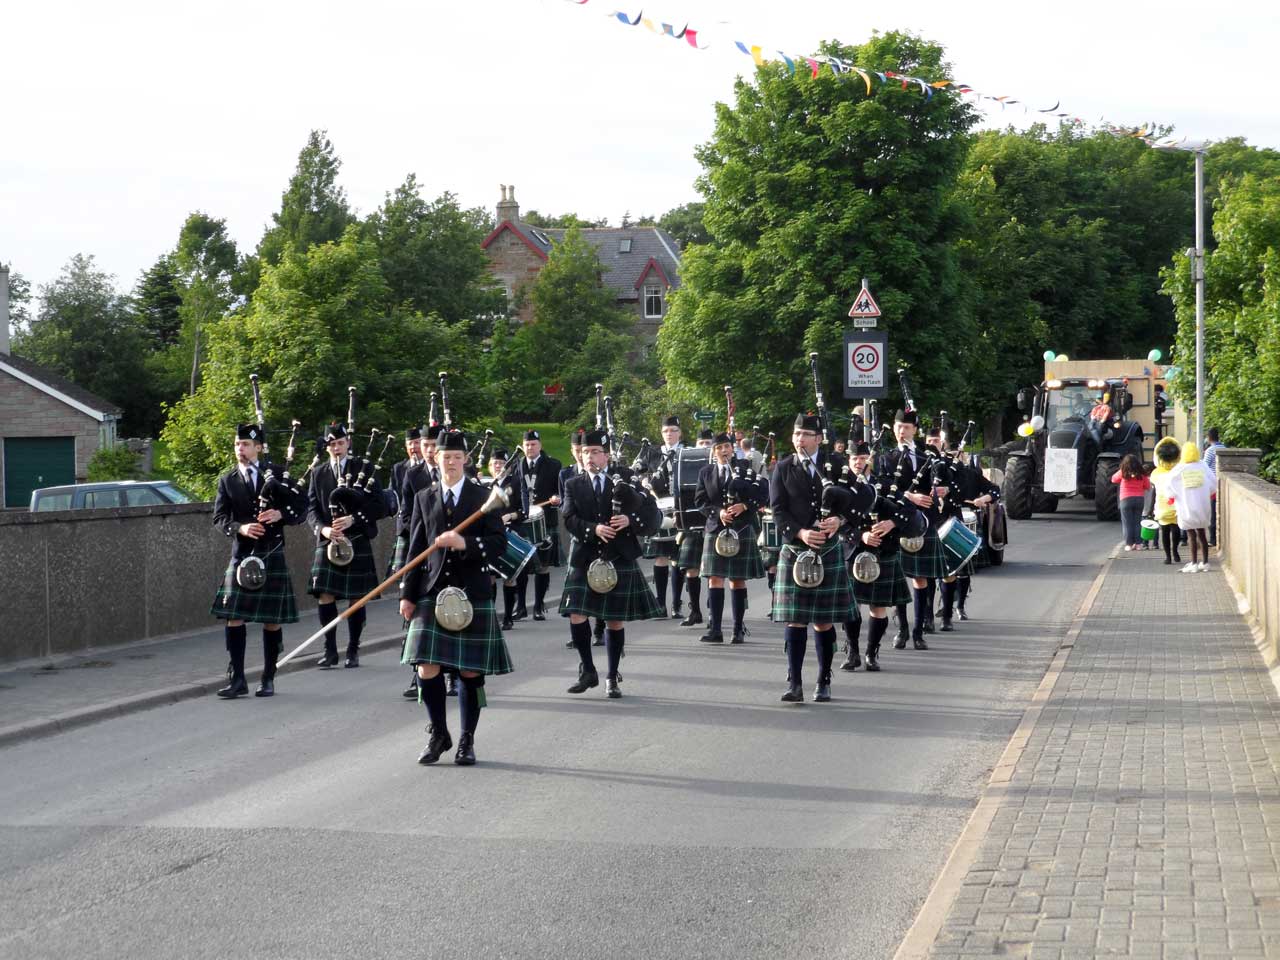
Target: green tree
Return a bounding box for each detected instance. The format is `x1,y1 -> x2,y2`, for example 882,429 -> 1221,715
522,211 -> 609,229
133,253 -> 183,348
658,202 -> 709,249
659,33 -> 978,435
6,268 -> 32,334
13,255 -> 152,432
174,212 -> 240,395
1164,173 -> 1280,479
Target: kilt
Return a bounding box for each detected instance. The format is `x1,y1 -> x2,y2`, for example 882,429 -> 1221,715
385,534 -> 410,578
852,548 -> 912,608
309,537 -> 381,600
699,527 -> 766,580
559,557 -> 664,621
402,594 -> 513,675
210,549 -> 299,624
900,525 -> 947,581
648,535 -> 679,560
676,529 -> 705,570
771,540 -> 853,625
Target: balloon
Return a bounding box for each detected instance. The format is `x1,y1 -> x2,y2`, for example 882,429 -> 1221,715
1148,348 -> 1163,362
1030,415 -> 1046,431
1056,354 -> 1070,362
1017,422 -> 1035,438
1043,350 -> 1056,362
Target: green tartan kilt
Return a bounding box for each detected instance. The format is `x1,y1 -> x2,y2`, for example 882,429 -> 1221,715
900,525 -> 947,581
402,594 -> 514,675
676,529 -> 705,569
308,537 -> 381,600
852,547 -> 912,608
385,534 -> 410,578
559,557 -> 664,621
771,540 -> 853,625
210,549 -> 299,624
699,527 -> 766,580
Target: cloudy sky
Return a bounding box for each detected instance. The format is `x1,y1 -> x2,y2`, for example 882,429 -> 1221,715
3,0 -> 1276,297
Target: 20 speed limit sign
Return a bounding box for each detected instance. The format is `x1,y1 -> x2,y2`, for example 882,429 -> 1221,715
843,330 -> 888,399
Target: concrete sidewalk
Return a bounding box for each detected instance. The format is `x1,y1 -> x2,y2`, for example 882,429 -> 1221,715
0,596 -> 409,746
902,547 -> 1280,959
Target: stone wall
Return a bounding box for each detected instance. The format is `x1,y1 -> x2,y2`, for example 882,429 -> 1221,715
1217,449 -> 1280,666
0,503 -> 395,664
484,228 -> 544,324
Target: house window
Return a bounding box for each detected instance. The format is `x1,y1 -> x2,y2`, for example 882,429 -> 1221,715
619,238 -> 632,253
644,284 -> 663,319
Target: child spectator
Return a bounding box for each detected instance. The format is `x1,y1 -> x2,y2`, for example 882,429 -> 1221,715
1112,453 -> 1152,551
1169,441 -> 1218,572
1150,437 -> 1183,566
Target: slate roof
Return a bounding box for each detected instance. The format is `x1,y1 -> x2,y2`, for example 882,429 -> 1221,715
0,352 -> 124,418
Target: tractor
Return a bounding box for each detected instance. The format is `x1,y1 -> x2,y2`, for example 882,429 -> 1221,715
1002,377 -> 1145,521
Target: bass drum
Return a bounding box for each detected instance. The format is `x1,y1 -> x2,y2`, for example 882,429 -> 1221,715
674,446 -> 711,530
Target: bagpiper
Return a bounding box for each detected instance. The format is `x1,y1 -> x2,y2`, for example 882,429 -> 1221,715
511,429 -> 563,621
643,415 -> 687,620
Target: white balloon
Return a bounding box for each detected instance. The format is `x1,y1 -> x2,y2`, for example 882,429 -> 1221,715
1030,415 -> 1046,431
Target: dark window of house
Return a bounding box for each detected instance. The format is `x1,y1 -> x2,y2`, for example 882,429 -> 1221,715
644,284 -> 663,319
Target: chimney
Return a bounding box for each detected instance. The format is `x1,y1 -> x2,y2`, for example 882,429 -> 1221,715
0,262 -> 10,356
496,183 -> 520,224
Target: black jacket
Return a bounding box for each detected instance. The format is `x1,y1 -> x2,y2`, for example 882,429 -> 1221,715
768,450 -> 847,546
514,454 -> 563,524
213,461 -> 305,560
695,457 -> 769,535
644,445 -> 682,496
561,470 -> 661,567
399,478 -> 505,603
390,458 -> 422,537
306,456 -> 387,542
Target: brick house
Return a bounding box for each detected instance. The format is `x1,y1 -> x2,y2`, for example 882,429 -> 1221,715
481,185 -> 682,339
0,264 -> 122,508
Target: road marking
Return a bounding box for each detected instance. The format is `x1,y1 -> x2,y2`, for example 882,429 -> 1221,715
891,545 -> 1118,960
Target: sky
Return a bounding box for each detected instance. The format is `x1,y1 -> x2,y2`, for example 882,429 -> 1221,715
3,0 -> 1277,299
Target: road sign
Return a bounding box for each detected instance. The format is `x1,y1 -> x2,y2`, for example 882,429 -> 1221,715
852,315 -> 878,329
848,279 -> 881,320
693,410 -> 716,423
843,330 -> 889,399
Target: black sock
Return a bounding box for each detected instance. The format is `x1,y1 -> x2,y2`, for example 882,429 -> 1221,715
816,627 -> 837,680
895,602 -> 908,629
672,568 -> 686,607
654,565 -> 669,606
913,588 -> 928,636
844,617 -> 861,648
708,587 -> 725,631
459,675 -> 484,735
346,604 -> 366,656
516,573 -> 529,609
502,585 -> 516,620
957,577 -> 971,609
224,624 -> 247,679
730,588 -> 748,630
867,616 -> 888,656
941,580 -> 956,620
262,627 -> 281,680
318,601 -> 339,657
686,576 -> 702,614
605,628 -> 625,680
926,579 -> 937,617
420,673 -> 448,734
767,569 -> 776,591
535,573 -> 550,608
785,626 -> 807,685
571,619 -> 595,673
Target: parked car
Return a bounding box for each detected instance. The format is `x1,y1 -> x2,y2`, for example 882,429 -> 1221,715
29,480 -> 196,512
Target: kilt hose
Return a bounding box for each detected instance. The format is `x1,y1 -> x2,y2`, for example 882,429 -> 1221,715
771,540 -> 854,625
900,525 -> 947,581
559,557 -> 664,622
210,549 -> 299,624
308,537 -> 381,600
676,529 -> 705,570
852,547 -> 912,608
402,594 -> 514,676
699,528 -> 766,580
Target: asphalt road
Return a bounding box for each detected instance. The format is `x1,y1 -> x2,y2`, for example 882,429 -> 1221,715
0,501 -> 1110,960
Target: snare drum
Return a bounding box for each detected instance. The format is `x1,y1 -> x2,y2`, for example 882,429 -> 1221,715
651,496 -> 678,541
489,529 -> 537,582
938,515 -> 982,578
524,504 -> 550,547
674,447 -> 711,529
757,511 -> 784,550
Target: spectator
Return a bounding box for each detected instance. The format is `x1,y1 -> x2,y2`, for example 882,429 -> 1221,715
1169,442 -> 1218,573
1151,437 -> 1183,566
1203,427 -> 1226,546
1112,454 -> 1152,551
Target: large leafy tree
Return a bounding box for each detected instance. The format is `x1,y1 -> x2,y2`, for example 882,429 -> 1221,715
13,255 -> 152,431
659,33 -> 978,435
162,228 -> 497,497
174,212 -> 240,395
133,253 -> 184,349
658,202 -> 709,249
6,269 -> 33,334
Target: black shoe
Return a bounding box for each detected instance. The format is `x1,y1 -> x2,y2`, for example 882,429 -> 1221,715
454,732 -> 476,766
699,630 -> 724,644
501,617 -> 515,631
565,638 -> 576,647
654,606 -> 669,620
592,636 -> 605,646
731,626 -> 747,644
780,682 -> 805,703
671,605 -> 683,620
344,655 -> 360,668
940,618 -> 954,632
532,604 -> 546,622
864,651 -> 881,672
567,666 -> 599,694
445,674 -> 459,697
254,677 -> 274,697
957,607 -> 970,622
840,648 -> 861,671
418,726 -> 453,765
316,652 -> 339,669
513,605 -> 528,621
402,682 -> 419,699
680,610 -> 703,627
605,678 -> 622,699
217,676 -> 248,699
893,632 -> 908,650
813,681 -> 831,702
923,617 -> 936,635
913,633 -> 929,650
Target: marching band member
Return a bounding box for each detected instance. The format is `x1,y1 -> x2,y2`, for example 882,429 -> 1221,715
559,429 -> 663,699
840,441 -> 873,671
390,427 -> 425,699
876,410 -> 938,652
399,429 -> 513,766
210,423 -> 306,698
488,448 -> 527,631
307,422 -> 387,669
512,430 -> 563,621
694,432 -> 768,644
645,415 -> 686,619
946,447 -> 1000,628
673,428 -> 715,628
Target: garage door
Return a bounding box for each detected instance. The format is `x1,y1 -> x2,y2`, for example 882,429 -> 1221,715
4,437 -> 76,508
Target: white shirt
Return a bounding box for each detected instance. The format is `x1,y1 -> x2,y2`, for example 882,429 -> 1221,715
240,461 -> 260,486
442,476 -> 466,506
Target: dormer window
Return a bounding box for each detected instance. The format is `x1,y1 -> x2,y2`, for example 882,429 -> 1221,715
619,238 -> 632,253
644,284 -> 663,319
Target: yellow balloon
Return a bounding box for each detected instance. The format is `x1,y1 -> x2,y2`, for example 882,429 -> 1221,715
1017,422 -> 1034,438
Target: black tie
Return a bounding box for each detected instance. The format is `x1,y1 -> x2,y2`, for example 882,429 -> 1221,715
445,490 -> 455,511
595,476 -> 604,498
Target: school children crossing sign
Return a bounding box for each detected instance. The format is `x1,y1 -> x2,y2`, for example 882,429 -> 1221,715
848,279 -> 881,327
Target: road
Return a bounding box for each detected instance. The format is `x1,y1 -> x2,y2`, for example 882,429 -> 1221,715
0,501 -> 1109,960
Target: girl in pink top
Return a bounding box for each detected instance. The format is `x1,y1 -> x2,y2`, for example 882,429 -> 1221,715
1112,454 -> 1152,550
